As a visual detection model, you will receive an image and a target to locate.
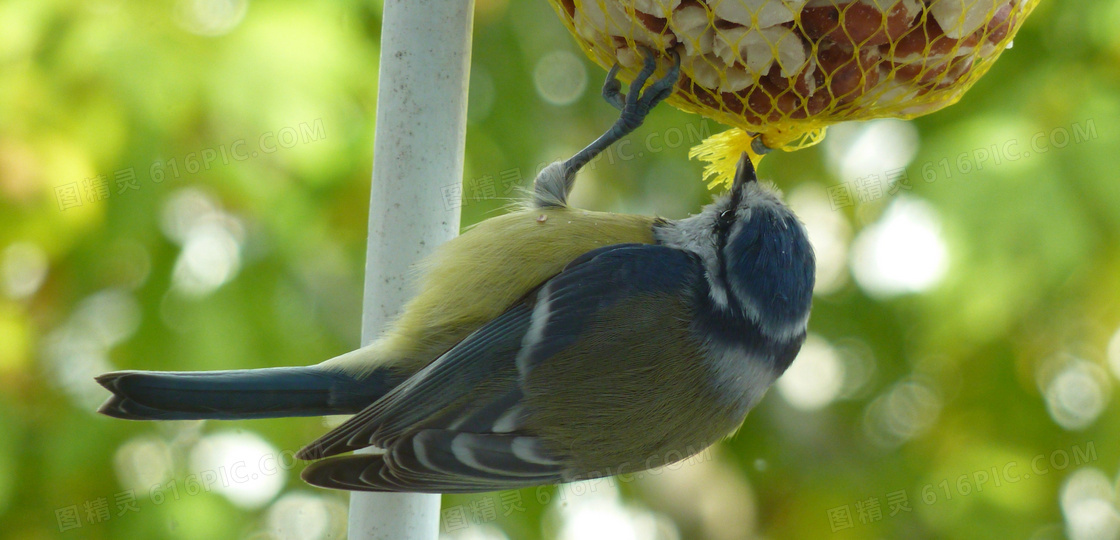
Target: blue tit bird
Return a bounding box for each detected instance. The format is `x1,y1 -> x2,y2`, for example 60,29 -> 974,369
95,49 -> 816,493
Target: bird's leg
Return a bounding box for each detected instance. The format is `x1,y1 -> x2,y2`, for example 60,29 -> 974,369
565,47 -> 680,184
533,47 -> 681,207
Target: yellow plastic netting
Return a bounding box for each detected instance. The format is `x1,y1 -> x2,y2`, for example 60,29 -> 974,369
548,0 -> 1039,187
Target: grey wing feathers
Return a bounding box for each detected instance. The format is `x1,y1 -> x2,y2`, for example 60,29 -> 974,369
296,304 -> 533,461
301,430 -> 564,493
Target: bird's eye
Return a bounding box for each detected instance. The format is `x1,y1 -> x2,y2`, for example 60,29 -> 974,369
718,209 -> 735,225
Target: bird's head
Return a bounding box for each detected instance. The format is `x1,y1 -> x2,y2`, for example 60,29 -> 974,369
656,154 -> 816,341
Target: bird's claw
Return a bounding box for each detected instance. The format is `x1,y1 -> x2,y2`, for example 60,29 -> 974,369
602,64 -> 625,111
601,47 -> 682,125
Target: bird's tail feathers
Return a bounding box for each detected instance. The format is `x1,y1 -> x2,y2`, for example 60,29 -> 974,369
96,366 -> 392,421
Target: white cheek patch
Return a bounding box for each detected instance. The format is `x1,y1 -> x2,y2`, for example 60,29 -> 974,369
655,207 -> 728,309
707,280 -> 729,309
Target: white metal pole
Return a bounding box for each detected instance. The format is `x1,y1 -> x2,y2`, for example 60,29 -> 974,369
354,0 -> 474,538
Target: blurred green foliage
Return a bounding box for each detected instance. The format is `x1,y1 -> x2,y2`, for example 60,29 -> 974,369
2,0 -> 1119,539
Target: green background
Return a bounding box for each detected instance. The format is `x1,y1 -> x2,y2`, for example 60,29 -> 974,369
1,0 -> 1118,538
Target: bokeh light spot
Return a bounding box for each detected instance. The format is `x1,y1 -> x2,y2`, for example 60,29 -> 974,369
1107,326 -> 1120,382
163,189 -> 245,297
864,378 -> 942,448
441,523 -> 510,540
0,242 -> 48,300
776,333 -> 845,411
266,491 -> 346,540
851,196 -> 948,298
1060,468 -> 1120,540
823,119 -> 920,183
549,482 -> 678,540
189,431 -> 286,510
113,436 -> 174,493
1042,358 -> 1111,431
534,50 -> 588,106
174,0 -> 249,36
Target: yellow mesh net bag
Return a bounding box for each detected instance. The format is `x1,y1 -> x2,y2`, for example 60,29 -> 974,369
548,0 -> 1039,187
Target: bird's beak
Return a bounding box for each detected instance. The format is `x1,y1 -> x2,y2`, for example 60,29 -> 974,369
732,152 -> 758,192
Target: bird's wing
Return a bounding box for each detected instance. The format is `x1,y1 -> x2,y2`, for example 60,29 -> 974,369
298,244 -> 704,492
295,302 -> 534,460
